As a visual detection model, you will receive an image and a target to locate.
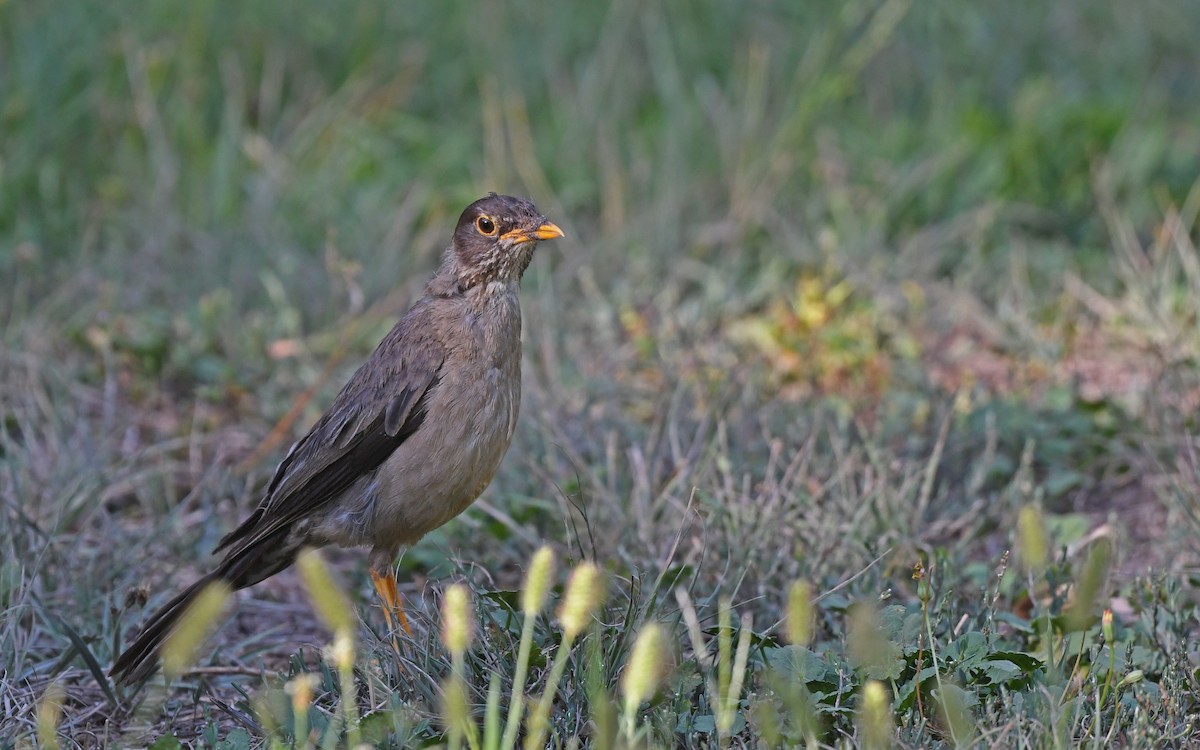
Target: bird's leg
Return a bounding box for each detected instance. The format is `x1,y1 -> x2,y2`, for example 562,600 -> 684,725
368,547 -> 410,643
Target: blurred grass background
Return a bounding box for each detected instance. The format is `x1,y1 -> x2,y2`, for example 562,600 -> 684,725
3,0 -> 1200,746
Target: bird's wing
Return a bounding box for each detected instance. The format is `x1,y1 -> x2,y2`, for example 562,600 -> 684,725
214,311 -> 446,557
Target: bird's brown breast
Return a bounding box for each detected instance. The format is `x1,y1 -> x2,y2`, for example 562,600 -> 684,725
316,283 -> 523,549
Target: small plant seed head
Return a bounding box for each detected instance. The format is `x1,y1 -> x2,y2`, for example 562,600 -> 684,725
329,629 -> 355,671
621,623 -> 666,710
1017,505 -> 1048,573
522,546 -> 555,617
859,680 -> 892,750
161,580 -> 232,679
441,583 -> 473,656
786,580 -> 814,646
285,673 -> 320,715
559,562 -> 605,640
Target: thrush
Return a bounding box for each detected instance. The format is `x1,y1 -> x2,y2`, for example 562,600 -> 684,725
111,194 -> 563,685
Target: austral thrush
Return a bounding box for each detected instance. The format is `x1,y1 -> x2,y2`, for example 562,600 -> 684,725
111,194 -> 564,685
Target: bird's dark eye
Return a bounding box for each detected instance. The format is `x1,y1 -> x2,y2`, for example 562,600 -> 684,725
476,216 -> 496,235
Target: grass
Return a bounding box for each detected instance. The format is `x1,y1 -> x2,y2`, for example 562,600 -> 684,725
3,0 -> 1200,746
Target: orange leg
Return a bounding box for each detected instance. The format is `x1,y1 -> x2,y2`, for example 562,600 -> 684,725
369,566 -> 411,639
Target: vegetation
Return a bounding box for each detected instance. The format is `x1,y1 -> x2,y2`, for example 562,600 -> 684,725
3,0 -> 1199,747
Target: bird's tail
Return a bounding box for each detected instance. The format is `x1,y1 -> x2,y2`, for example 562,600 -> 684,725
111,534 -> 298,686
109,573 -> 224,686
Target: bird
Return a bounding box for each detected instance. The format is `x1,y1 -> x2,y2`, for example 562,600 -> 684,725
111,193 -> 564,685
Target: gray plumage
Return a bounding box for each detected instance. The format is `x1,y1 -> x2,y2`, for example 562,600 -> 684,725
111,194 -> 562,685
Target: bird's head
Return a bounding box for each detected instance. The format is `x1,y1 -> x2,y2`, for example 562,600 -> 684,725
451,194 -> 564,289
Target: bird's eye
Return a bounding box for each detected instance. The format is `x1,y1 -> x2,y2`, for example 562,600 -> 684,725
476,216 -> 497,235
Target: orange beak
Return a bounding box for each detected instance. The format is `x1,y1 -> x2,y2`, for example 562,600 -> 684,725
530,222 -> 565,241
502,222 -> 565,244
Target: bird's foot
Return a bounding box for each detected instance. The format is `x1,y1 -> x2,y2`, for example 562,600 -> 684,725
369,566 -> 411,650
